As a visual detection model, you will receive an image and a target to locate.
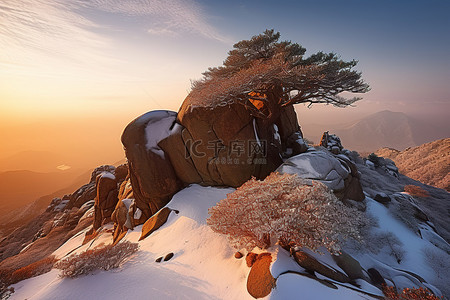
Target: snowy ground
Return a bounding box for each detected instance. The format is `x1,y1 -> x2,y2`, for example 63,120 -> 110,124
10,184 -> 447,299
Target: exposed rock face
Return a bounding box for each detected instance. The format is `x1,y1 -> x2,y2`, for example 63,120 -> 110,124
93,172 -> 118,230
331,251 -> 365,280
121,111 -> 183,219
177,100 -> 278,187
120,102 -> 307,225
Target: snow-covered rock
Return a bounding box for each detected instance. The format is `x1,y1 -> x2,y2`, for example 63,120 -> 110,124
277,150 -> 350,191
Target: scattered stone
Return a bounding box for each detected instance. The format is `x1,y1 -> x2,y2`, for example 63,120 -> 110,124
374,193 -> 391,204
247,253 -> 275,299
235,251 -> 243,259
320,131 -> 343,154
139,207 -> 172,241
367,268 -> 386,287
332,251 -> 365,280
293,250 -> 350,283
246,252 -> 258,267
164,253 -> 174,261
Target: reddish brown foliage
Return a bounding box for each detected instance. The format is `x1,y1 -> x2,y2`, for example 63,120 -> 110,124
0,256 -> 56,297
404,185 -> 430,198
383,284 -> 443,300
207,173 -> 365,253
10,256 -> 56,283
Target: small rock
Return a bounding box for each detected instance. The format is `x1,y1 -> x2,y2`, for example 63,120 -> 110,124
247,253 -> 275,298
293,250 -> 350,283
235,251 -> 243,259
332,251 -> 365,280
374,193 -> 391,204
367,268 -> 386,287
155,257 -> 163,263
164,252 -> 174,261
139,207 -> 172,241
246,252 -> 258,267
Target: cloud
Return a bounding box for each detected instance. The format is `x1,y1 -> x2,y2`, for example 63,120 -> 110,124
147,27 -> 178,36
0,0 -> 227,77
0,0 -> 112,75
86,0 -> 228,42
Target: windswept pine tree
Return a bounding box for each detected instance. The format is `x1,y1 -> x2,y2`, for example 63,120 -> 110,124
190,29 -> 370,124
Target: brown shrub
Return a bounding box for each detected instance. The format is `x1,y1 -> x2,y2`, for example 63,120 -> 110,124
383,284 -> 443,300
207,173 -> 365,253
55,241 -> 138,278
404,185 -> 430,198
0,256 -> 56,298
10,256 -> 56,283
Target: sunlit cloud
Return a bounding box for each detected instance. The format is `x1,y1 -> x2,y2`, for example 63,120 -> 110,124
86,0 -> 228,42
0,0 -> 227,78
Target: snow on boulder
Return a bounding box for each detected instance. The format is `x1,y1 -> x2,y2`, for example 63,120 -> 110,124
121,110 -> 182,220
277,150 -> 350,191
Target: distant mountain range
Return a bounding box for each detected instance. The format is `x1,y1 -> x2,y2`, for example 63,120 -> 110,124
376,138 -> 450,191
302,110 -> 449,152
0,169 -> 90,236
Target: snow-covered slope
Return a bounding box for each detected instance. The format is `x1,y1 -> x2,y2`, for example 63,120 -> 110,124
10,175 -> 448,299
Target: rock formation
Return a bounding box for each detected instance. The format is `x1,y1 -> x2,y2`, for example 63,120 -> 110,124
93,172 -> 119,230
119,101 -> 309,229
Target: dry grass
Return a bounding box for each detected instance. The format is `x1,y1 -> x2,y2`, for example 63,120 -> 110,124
55,241 -> 138,278
404,185 -> 430,198
0,256 -> 56,298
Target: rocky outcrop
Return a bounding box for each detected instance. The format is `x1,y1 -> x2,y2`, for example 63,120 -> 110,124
120,102 -> 307,227
320,131 -> 343,155
331,251 -> 365,280
176,99 -> 307,187
93,172 -> 118,230
121,111 -> 183,219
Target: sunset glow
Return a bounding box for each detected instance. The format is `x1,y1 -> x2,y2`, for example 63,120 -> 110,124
1,0 -> 449,171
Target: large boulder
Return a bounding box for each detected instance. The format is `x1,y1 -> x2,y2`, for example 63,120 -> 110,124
277,149 -> 365,201
176,98 -> 306,187
277,150 -> 350,191
120,101 -> 306,225
121,111 -> 183,219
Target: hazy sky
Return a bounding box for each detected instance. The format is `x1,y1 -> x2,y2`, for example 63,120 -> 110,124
0,0 -> 449,169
